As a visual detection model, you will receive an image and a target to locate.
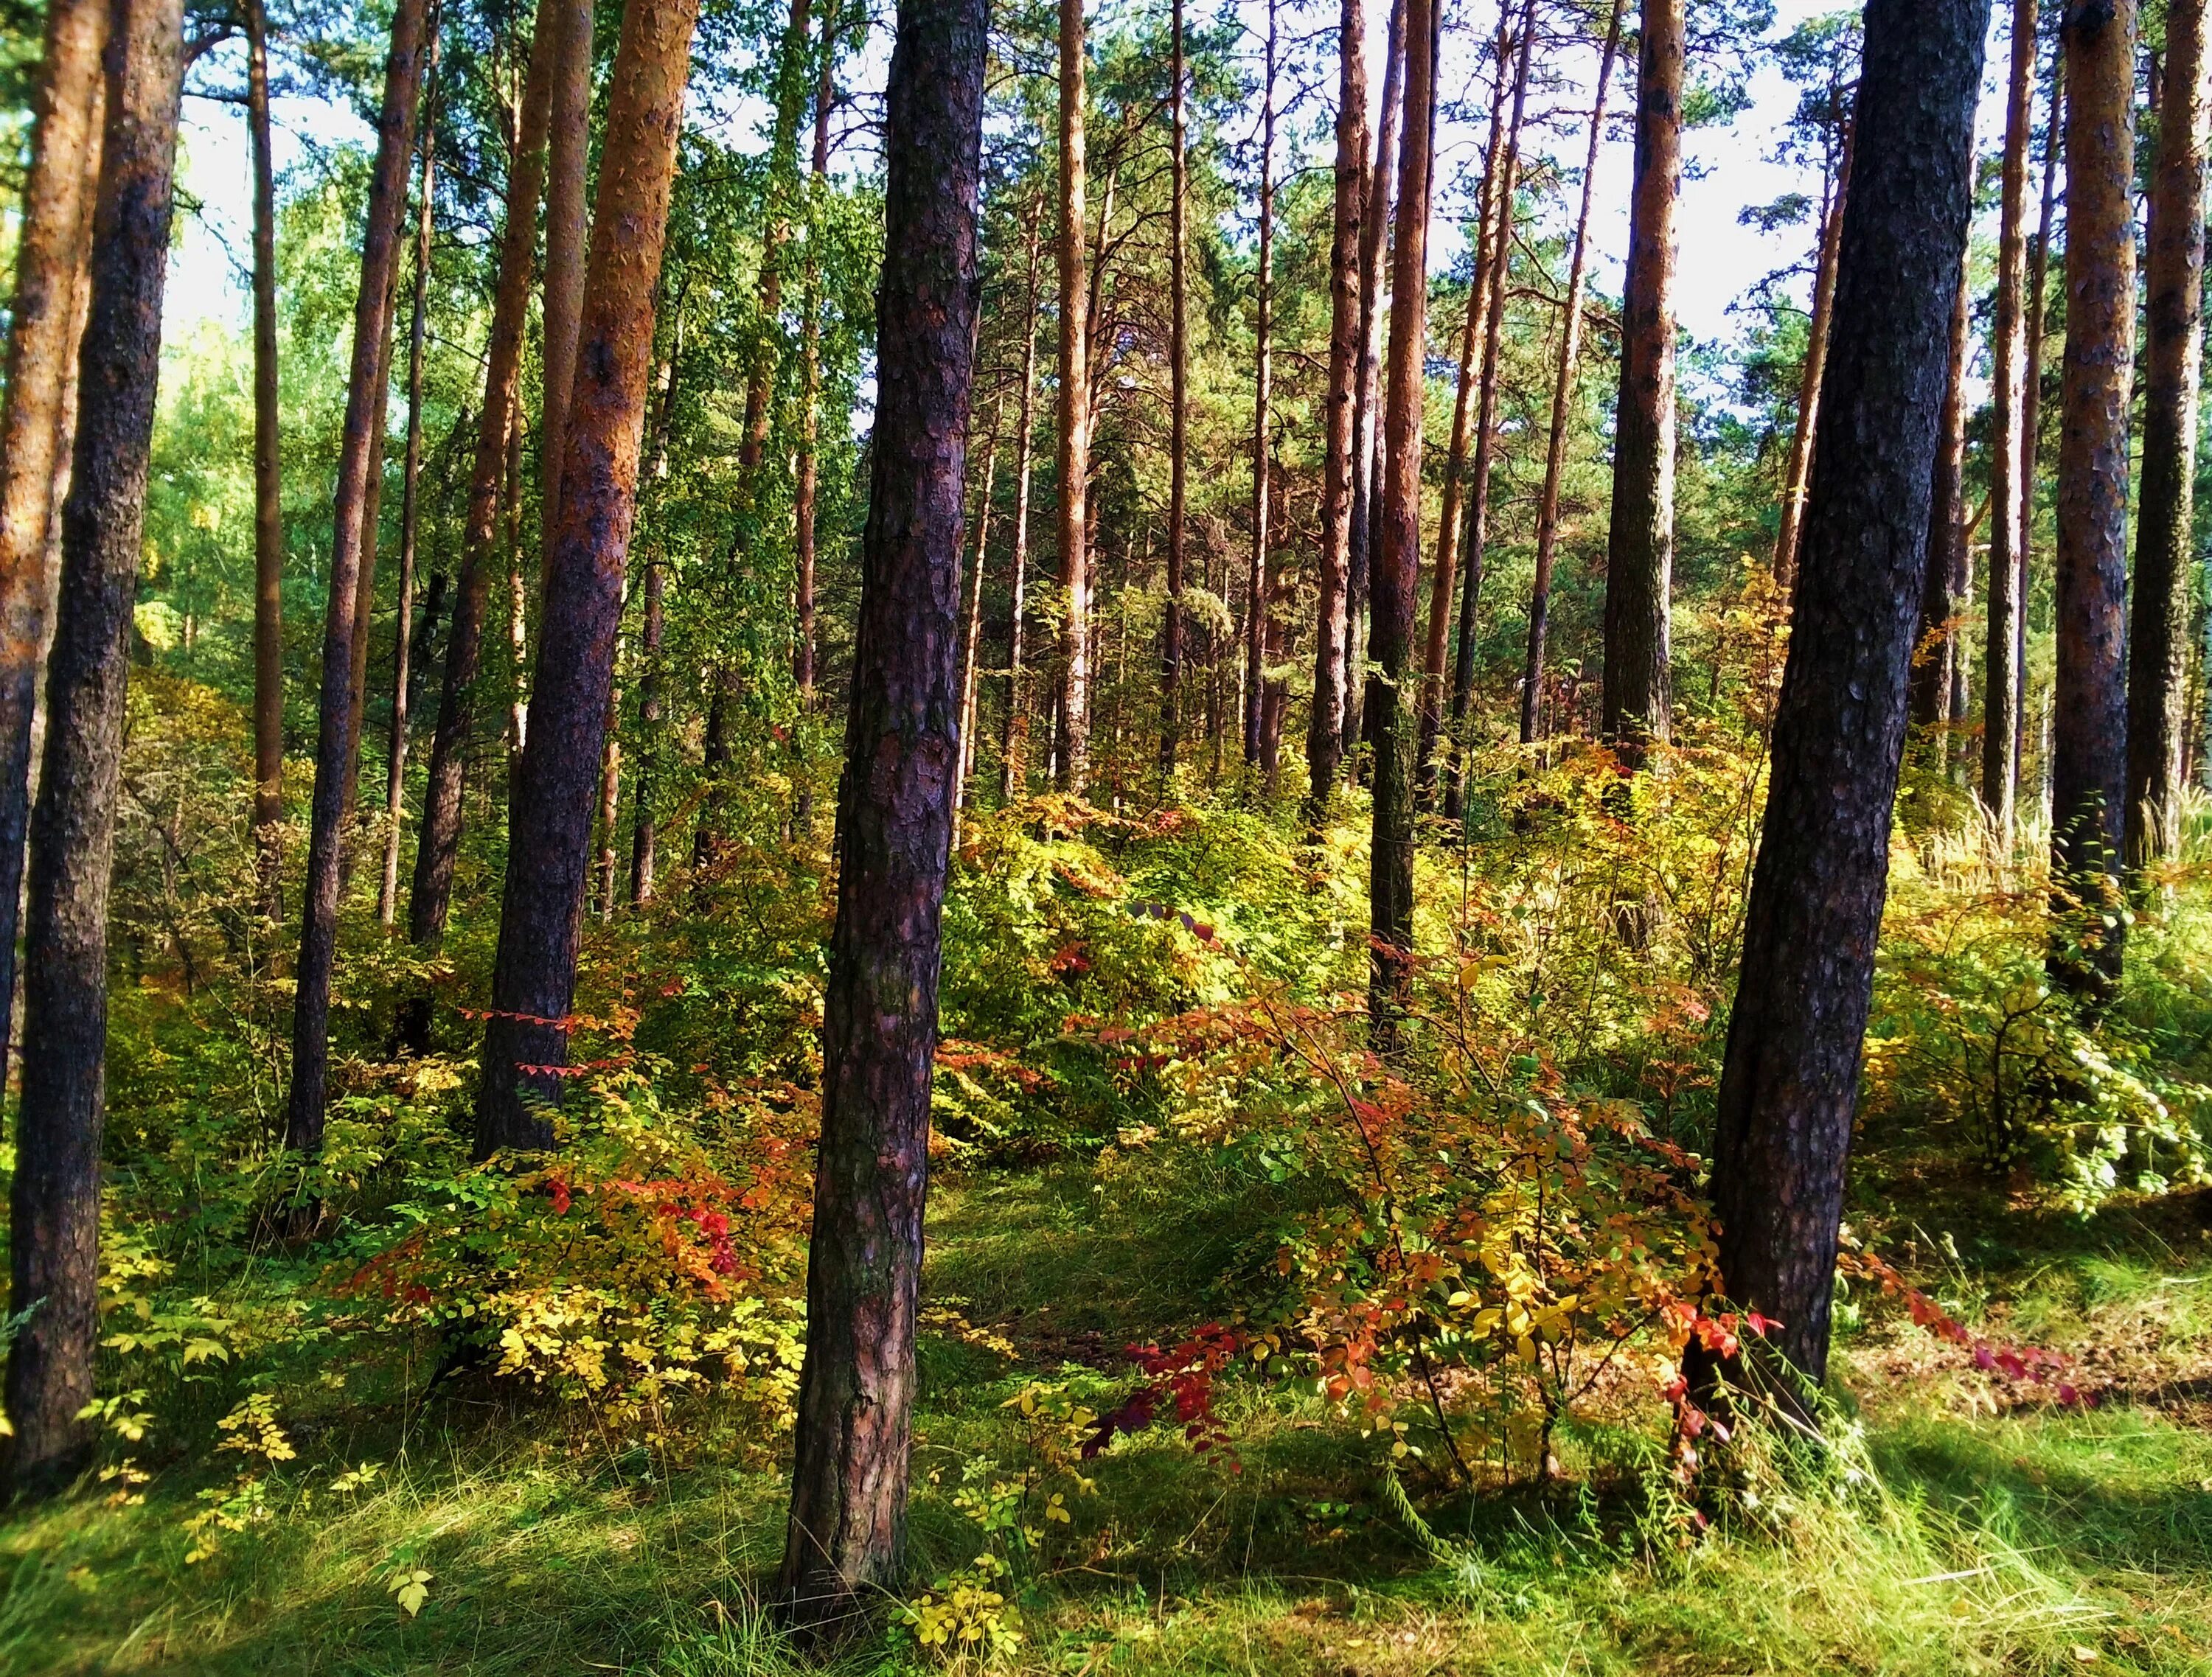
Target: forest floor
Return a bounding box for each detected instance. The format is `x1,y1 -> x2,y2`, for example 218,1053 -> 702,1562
7,1154 -> 2212,1676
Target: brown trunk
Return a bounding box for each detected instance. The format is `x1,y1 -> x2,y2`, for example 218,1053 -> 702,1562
953,420 -> 997,831
1000,198 -> 1043,803
1306,0 -> 1366,812
1697,0 -> 1987,1404
0,0 -> 105,1093
284,0 -> 433,1154
742,0 -> 813,484
1910,259 -> 1970,737
245,0 -> 281,894
1601,0 -> 1683,768
1367,0 -> 1437,1041
5,0 -> 182,1496
1522,0 -> 1623,745
540,0 -> 593,568
380,37 -> 440,930
1242,0 -> 1277,770
776,0 -> 984,1621
631,288 -> 684,903
2127,0 -> 2205,872
1774,122 -> 1852,593
504,400 -> 529,781
344,287 -> 400,826
406,0 -> 555,969
1054,0 -> 1089,793
595,686 -> 620,919
474,0 -> 700,1157
2021,53 -> 2063,799
2050,0 -> 2135,994
792,23 -> 838,832
1985,0 -> 2038,837
1161,0 -> 1192,784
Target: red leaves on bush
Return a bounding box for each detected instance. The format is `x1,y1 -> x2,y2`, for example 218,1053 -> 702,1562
1081,1323 -> 1244,1468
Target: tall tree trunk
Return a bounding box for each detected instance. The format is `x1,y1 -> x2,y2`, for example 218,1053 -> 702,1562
4,0 -> 182,1496
1346,0 -> 1405,766
792,19 -> 838,834
775,0 -> 984,1620
245,0 -> 282,899
1306,0 -> 1367,812
742,0 -> 813,484
2050,0 -> 2135,995
2127,0 -> 2206,874
2021,53 -> 2063,803
954,419 -> 997,830
405,0 -> 554,977
1000,198 -> 1042,803
1696,0 -> 1989,1406
504,402 -> 529,779
1417,10 -> 1515,800
1522,0 -> 1623,745
1161,0 -> 1192,784
1054,0 -> 1090,793
473,0 -> 699,1157
380,24 -> 441,930
0,0 -> 105,1095
540,0 -> 593,567
1242,0 -> 1277,771
1601,0 -> 1684,769
284,0 -> 433,1157
344,288 -> 400,828
1440,4 -> 1536,817
1774,122 -> 1852,593
1367,0 -> 1437,1042
629,309 -> 679,907
1985,0 -> 2039,839
1910,259 -> 1970,738
594,686 -> 620,918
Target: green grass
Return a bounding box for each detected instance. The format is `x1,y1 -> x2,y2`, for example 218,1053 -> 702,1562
8,1169 -> 2212,1676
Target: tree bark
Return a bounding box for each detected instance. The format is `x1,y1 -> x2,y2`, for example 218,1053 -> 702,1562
1054,0 -> 1090,794
1367,0 -> 1436,1042
1242,0 -> 1278,771
2021,52 -> 2062,798
793,21 -> 838,834
245,0 -> 282,899
1910,258 -> 1970,738
4,0 -> 183,1496
1522,0 -> 1622,745
1001,198 -> 1043,803
595,686 -> 620,919
0,0 -> 105,1097
1161,0 -> 1192,785
504,401 -> 529,780
474,0 -> 698,1156
1697,0 -> 1988,1405
1601,0 -> 1683,769
540,0 -> 593,568
1774,122 -> 1852,594
2050,0 -> 2135,994
283,0 -> 432,1157
343,278 -> 402,829
954,420 -> 997,829
1985,0 -> 2039,839
2126,0 -> 2206,874
632,288 -> 684,904
776,0 -> 983,1622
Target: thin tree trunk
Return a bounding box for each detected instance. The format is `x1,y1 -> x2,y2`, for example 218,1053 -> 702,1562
540,0 -> 593,568
4,0 -> 182,1496
1696,0 -> 1988,1406
1601,0 -> 1684,769
1522,0 -> 1622,745
2127,0 -> 2206,874
504,400 -> 528,780
1774,122 -> 1852,593
473,0 -> 700,1157
2050,0 -> 2135,995
1985,0 -> 2038,839
2021,52 -> 2062,801
380,37 -> 439,930
1161,0 -> 1192,784
0,0 -> 105,1095
954,420 -> 997,832
742,0 -> 813,484
344,290 -> 400,829
630,559 -> 664,902
793,19 -> 838,834
1306,0 -> 1366,812
1054,0 -> 1090,793
1367,0 -> 1437,1042
1001,199 -> 1042,803
776,0 -> 984,1620
245,0 -> 282,899
1242,0 -> 1277,770
595,686 -> 619,919
283,0 -> 433,1157
1911,258 -> 1970,739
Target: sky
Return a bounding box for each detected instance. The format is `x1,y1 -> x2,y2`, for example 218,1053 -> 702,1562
160,0 -> 1911,370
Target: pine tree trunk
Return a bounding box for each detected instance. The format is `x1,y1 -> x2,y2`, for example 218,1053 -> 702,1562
504,403 -> 529,780
1367,0 -> 1437,1042
776,0 -> 984,1622
1774,122 -> 1851,594
1161,0 -> 1192,784
4,0 -> 183,1496
595,688 -> 619,919
2126,0 -> 2206,874
284,0 -> 433,1156
1910,261 -> 1970,738
1523,0 -> 1622,745
0,0 -> 105,1095
1697,0 -> 1988,1405
630,298 -> 679,906
540,0 -> 593,565
1306,0 -> 1366,813
954,422 -> 997,831
1242,0 -> 1277,772
246,0 -> 282,899
344,291 -> 400,827
474,0 -> 699,1157
1985,0 -> 2039,839
1601,0 -> 1683,769
2050,0 -> 2135,994
1001,199 -> 1042,803
1054,0 -> 1090,793
793,23 -> 838,834
2021,54 -> 2062,798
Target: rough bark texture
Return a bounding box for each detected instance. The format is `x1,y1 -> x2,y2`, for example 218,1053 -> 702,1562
1523,0 -> 1622,745
1700,0 -> 1988,1404
284,0 -> 431,1155
1601,0 -> 1683,767
1985,0 -> 2038,838
1774,123 -> 1851,593
1000,204 -> 1041,803
5,0 -> 183,1496
775,0 -> 982,1622
0,0 -> 105,1094
1242,0 -> 1277,771
2020,54 -> 2062,799
474,0 -> 700,1157
1306,0 -> 1366,811
2127,0 -> 2205,872
1367,0 -> 1436,1041
407,4 -> 555,960
1054,0 -> 1090,794
1910,262 -> 1970,736
540,0 -> 594,566
1161,0 -> 1192,784
2051,0 -> 2135,991
245,0 -> 281,888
